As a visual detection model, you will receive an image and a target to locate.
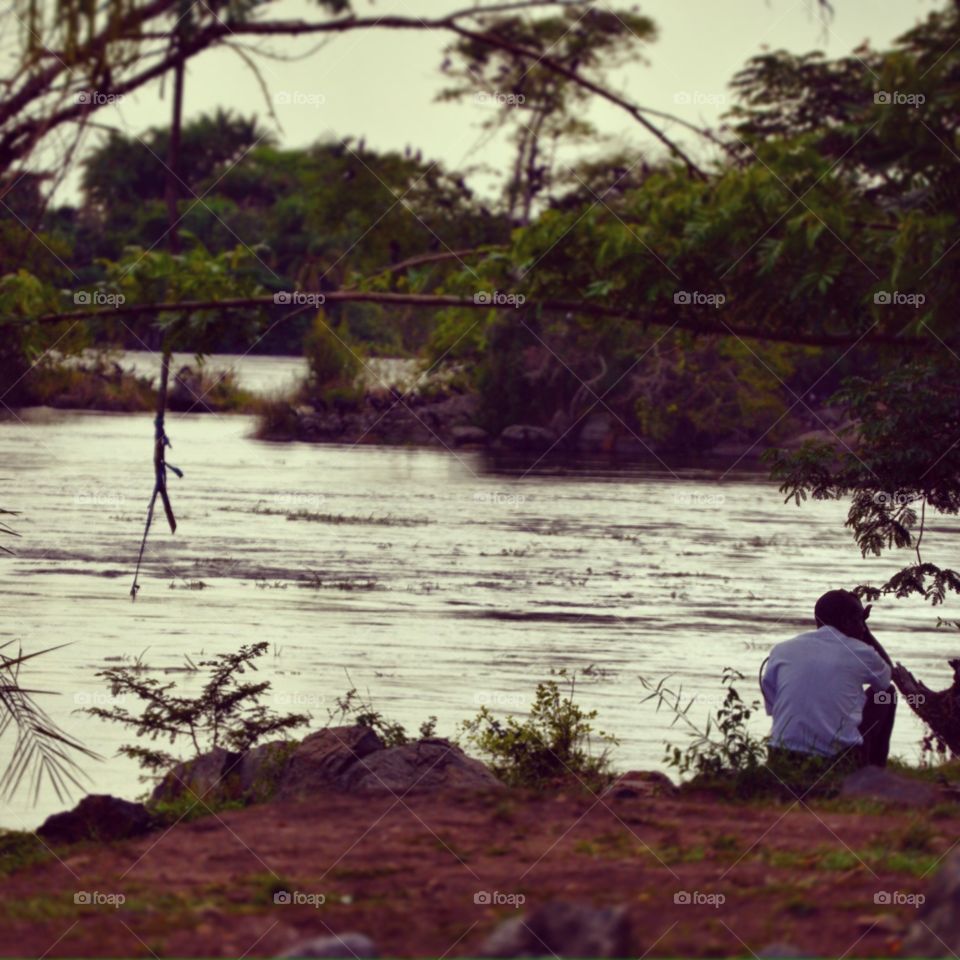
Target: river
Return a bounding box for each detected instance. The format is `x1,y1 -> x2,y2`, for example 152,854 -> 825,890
2,356 -> 956,830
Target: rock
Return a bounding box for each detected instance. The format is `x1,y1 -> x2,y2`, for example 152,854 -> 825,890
278,932 -> 377,958
604,770 -> 676,800
479,901 -> 631,958
839,766 -> 941,807
38,794 -> 155,844
151,746 -> 244,805
277,725 -> 384,800
576,413 -> 614,453
498,424 -> 558,452
340,738 -> 503,795
151,725 -> 503,808
239,740 -> 297,801
904,849 -> 960,957
757,943 -> 810,959
451,425 -> 489,446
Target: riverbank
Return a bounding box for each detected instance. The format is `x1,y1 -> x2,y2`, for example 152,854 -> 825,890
3,770 -> 958,958
19,356 -> 260,414
15,355 -> 845,461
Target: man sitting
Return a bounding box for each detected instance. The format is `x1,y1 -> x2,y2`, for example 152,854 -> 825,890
761,589 -> 898,771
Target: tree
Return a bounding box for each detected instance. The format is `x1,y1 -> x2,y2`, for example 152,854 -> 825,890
437,6 -> 657,223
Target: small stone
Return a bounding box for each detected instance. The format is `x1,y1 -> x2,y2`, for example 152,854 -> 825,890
757,943 -> 811,959
479,901 -> 631,957
451,425 -> 489,446
497,424 -> 558,452
604,770 -> 676,800
278,933 -> 377,958
904,849 -> 960,956
839,766 -> 941,807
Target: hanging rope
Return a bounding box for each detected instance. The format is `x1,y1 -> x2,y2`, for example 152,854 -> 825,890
131,352 -> 183,600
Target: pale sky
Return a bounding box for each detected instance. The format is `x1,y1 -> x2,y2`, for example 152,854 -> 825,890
50,0 -> 939,206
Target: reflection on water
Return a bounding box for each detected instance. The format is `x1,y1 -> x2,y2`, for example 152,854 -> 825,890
1,406 -> 954,829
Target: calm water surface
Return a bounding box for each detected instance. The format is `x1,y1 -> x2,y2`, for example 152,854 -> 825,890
2,363 -> 956,829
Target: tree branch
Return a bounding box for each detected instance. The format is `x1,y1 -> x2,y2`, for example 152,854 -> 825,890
17,288 -> 939,349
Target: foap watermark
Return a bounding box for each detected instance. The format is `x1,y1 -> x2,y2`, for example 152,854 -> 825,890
873,490 -> 913,507
274,691 -> 323,709
476,91 -> 526,107
274,291 -> 326,307
270,493 -> 326,509
674,291 -> 725,308
672,492 -> 726,508
74,891 -> 125,909
474,890 -> 525,909
473,690 -> 525,709
73,487 -> 124,507
273,890 -> 326,908
76,91 -> 123,106
73,691 -> 128,708
874,890 -> 925,907
274,90 -> 326,108
74,290 -> 125,308
472,491 -> 526,506
874,690 -> 925,707
874,290 -> 925,307
674,890 -> 725,908
673,90 -> 727,106
474,290 -> 526,308
874,90 -> 926,107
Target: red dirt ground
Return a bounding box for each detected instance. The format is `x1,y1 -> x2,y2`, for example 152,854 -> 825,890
2,786 -> 955,958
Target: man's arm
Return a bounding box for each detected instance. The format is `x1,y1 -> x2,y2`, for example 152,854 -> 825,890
760,656 -> 777,715
861,622 -> 894,667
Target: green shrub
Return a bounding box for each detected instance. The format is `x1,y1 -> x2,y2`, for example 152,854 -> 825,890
641,668 -> 771,797
459,672 -> 618,789
304,315 -> 361,389
86,642 -> 310,777
328,686 -> 436,748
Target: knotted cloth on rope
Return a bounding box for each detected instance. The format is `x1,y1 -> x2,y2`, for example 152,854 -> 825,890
130,402 -> 183,600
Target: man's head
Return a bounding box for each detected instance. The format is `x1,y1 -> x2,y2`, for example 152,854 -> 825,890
814,589 -> 869,640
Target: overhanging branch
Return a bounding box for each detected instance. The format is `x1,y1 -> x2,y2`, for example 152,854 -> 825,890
18,289 -> 936,349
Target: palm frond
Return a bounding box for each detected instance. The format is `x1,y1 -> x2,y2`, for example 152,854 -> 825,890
0,644 -> 102,803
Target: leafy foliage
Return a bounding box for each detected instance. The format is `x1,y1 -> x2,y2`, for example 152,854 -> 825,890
86,642 -> 310,775
459,671 -> 618,789
641,668 -> 767,787
0,641 -> 101,802
768,361 -> 960,604
328,686 -> 437,748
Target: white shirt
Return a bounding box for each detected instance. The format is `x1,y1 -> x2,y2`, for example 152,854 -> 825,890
761,624 -> 892,757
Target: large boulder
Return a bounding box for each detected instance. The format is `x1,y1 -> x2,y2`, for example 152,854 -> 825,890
151,746 -> 244,805
839,766 -> 941,807
479,901 -> 631,958
38,795 -> 155,844
239,740 -> 299,801
339,738 -> 503,795
904,849 -> 960,956
148,726 -> 503,808
277,933 -> 377,958
277,725 -> 384,800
